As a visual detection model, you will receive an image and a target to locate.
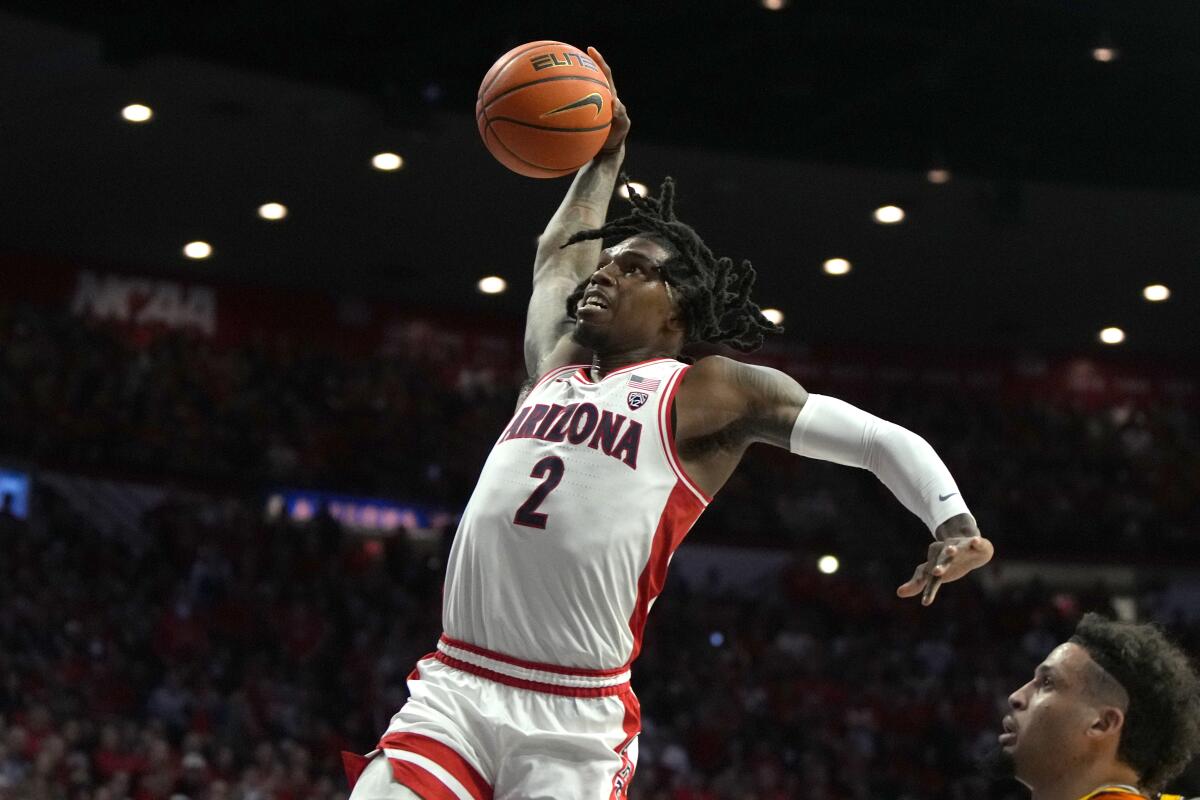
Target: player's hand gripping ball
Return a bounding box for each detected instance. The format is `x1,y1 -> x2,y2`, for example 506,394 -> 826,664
477,41 -> 614,178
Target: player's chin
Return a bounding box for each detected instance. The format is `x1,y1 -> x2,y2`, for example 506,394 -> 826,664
571,319 -> 608,349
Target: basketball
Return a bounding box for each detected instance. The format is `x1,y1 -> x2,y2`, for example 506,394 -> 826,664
476,41 -> 614,178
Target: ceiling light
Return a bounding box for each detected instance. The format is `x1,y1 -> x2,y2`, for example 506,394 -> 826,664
926,168 -> 951,184
372,152 -> 404,171
1099,327 -> 1125,345
818,555 -> 839,575
1091,47 -> 1118,63
477,276 -> 507,295
1142,284 -> 1170,302
183,241 -> 212,260
761,0 -> 787,9
823,258 -> 851,275
258,202 -> 288,221
121,104 -> 153,123
761,308 -> 784,325
873,205 -> 905,224
618,181 -> 648,200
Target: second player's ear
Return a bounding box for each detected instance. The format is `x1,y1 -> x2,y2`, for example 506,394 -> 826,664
1088,706 -> 1125,740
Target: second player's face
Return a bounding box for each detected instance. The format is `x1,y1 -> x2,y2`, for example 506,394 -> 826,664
1000,643 -> 1105,787
573,236 -> 680,353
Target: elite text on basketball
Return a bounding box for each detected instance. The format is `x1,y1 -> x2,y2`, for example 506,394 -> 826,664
529,52 -> 599,72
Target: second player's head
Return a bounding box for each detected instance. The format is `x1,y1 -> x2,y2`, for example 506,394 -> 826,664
562,177 -> 782,357
995,612 -> 1200,795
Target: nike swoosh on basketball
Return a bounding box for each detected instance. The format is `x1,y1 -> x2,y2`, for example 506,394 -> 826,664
938,492 -> 959,502
540,93 -> 604,119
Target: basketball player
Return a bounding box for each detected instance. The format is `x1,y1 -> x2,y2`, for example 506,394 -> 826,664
991,612 -> 1200,800
345,48 -> 995,799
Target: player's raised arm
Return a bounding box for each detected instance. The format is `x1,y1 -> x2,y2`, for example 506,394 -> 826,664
524,47 -> 630,379
680,356 -> 994,606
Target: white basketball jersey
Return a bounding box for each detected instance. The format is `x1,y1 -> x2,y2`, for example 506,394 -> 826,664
442,357 -> 711,670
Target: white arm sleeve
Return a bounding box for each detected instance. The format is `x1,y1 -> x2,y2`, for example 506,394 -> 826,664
789,393 -> 971,534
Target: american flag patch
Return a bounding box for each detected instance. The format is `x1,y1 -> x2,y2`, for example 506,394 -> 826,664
627,374 -> 660,392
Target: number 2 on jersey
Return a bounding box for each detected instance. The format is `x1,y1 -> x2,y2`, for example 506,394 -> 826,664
513,455 -> 565,529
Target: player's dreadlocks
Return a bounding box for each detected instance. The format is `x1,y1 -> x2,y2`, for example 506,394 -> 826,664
562,176 -> 783,352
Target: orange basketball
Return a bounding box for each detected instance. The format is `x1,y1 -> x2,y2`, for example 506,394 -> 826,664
476,41 -> 613,179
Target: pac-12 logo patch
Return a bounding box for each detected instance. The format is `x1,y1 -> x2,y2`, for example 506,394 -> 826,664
627,391 -> 649,410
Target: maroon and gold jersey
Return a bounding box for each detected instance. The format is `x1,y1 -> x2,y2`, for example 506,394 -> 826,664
1080,785 -> 1185,800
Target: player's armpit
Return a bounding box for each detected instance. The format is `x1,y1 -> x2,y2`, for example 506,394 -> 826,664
516,333 -> 590,409
523,273 -> 591,378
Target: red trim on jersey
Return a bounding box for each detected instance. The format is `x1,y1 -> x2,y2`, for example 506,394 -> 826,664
433,651 -> 632,697
657,366 -> 713,504
627,482 -> 706,662
439,635 -> 630,677
379,732 -> 493,800
573,357 -> 677,385
609,692 -> 642,799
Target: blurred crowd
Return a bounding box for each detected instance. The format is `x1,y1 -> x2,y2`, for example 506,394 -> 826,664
2,481 -> 1198,800
0,304 -> 516,508
2,303 -> 1199,799
1,303 -> 1197,562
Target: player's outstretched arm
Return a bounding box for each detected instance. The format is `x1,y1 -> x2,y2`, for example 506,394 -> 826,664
684,356 -> 993,605
524,47 -> 630,379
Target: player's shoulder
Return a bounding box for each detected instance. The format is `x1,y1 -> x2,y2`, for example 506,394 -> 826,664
680,354 -> 806,409
683,354 -> 776,389
682,354 -> 743,381
677,355 -> 759,408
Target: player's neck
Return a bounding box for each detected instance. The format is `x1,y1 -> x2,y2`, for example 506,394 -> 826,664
590,346 -> 674,378
1029,765 -> 1143,800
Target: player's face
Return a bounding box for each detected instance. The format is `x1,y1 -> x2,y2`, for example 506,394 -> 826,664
572,236 -> 680,353
999,643 -> 1102,787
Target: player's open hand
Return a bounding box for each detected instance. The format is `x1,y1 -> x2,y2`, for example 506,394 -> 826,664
897,515 -> 994,606
588,47 -> 629,154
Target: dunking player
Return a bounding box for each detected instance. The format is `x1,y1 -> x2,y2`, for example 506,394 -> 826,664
990,612 -> 1200,800
345,49 -> 995,799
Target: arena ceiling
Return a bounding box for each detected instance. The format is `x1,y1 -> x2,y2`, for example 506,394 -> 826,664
1,3 -> 1198,358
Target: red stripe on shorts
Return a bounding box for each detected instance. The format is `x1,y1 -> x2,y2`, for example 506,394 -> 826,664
378,732 -> 493,800
341,750 -> 372,789
407,652 -> 436,682
609,692 -> 641,799
388,760 -> 464,800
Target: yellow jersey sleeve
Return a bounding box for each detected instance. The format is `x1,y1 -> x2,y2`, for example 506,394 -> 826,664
1078,786 -> 1186,800
1080,788 -> 1145,800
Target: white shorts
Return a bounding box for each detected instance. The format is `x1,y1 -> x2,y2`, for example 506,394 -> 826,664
345,635 -> 641,800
